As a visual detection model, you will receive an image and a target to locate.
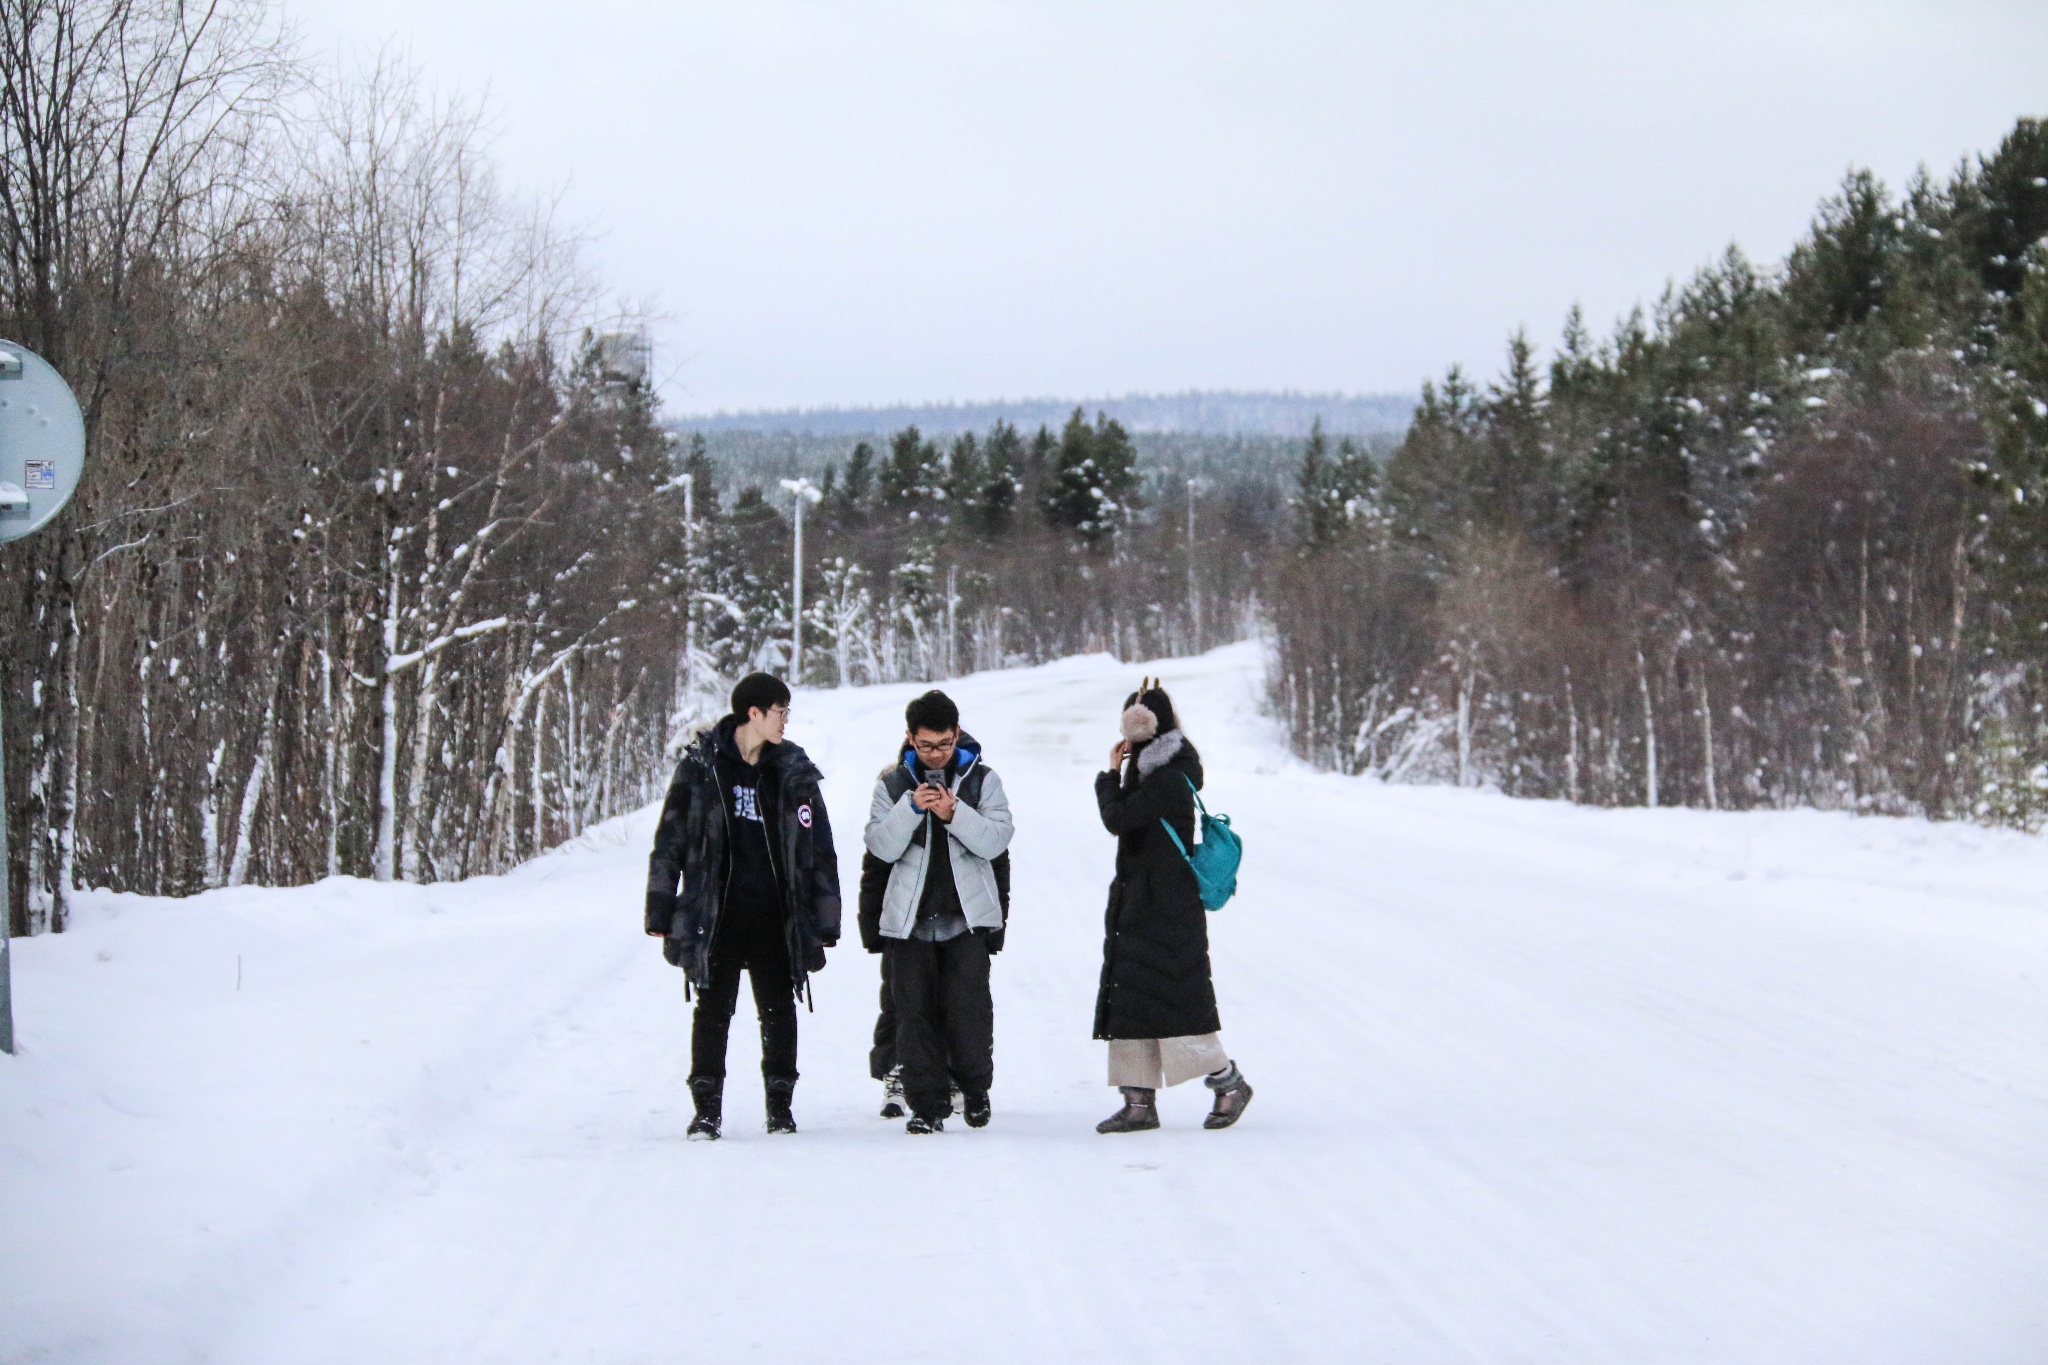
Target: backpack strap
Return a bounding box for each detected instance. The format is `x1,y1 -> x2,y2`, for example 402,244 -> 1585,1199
1161,773 -> 1203,856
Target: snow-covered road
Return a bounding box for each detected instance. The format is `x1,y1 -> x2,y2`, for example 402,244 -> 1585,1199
6,642 -> 2047,1363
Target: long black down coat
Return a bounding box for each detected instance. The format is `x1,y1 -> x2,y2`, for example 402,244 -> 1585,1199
1091,730 -> 1221,1041
644,716 -> 841,998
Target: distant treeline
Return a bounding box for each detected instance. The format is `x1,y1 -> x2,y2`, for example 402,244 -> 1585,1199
1268,119 -> 2048,826
683,428 -> 1370,508
672,410 -> 1281,691
675,389 -> 1415,439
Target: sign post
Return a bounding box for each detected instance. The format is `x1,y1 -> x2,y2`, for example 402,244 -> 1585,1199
0,338 -> 89,1055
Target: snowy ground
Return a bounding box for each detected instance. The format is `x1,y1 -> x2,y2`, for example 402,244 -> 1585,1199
5,641 -> 2047,1364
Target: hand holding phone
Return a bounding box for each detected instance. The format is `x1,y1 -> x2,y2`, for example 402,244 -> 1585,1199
912,772 -> 958,821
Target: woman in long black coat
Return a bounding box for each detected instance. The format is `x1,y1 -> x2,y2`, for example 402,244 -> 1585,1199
1091,680 -> 1253,1132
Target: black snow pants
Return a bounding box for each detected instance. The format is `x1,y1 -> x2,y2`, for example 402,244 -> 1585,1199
886,931 -> 993,1120
868,953 -> 947,1080
870,965 -> 898,1080
691,905 -> 798,1082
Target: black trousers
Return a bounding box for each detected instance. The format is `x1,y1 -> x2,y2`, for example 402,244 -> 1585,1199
870,965 -> 899,1080
691,908 -> 798,1082
887,931 -> 993,1120
868,953 -> 948,1079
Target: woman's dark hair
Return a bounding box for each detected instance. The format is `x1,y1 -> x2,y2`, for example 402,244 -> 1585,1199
1123,685 -> 1179,736
905,689 -> 960,734
731,671 -> 791,718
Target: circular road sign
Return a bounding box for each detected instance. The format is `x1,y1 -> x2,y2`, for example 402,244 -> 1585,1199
0,339 -> 87,544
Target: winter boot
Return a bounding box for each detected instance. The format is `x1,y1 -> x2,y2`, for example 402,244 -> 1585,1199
686,1075 -> 723,1141
1096,1086 -> 1159,1134
962,1090 -> 991,1129
905,1113 -> 945,1135
950,1084 -> 965,1117
1203,1062 -> 1253,1130
764,1076 -> 798,1135
880,1066 -> 907,1120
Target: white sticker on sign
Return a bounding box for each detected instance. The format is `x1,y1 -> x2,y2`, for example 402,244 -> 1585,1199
24,459 -> 56,490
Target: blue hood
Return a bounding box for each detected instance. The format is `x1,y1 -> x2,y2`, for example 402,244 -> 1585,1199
898,728 -> 983,780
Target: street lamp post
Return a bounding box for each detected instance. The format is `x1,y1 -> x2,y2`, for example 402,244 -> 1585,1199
778,477 -> 822,683
0,339 -> 89,1056
682,470 -> 697,700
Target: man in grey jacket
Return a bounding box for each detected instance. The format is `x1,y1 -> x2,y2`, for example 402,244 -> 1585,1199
864,690 -> 1014,1133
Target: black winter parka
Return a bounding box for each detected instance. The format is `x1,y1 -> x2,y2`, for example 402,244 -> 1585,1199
1091,731 -> 1221,1041
644,717 -> 841,997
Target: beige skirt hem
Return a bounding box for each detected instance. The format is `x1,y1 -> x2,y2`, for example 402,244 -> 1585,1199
1106,1033 -> 1228,1089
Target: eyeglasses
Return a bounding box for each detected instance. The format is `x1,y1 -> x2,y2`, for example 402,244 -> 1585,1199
911,736 -> 957,756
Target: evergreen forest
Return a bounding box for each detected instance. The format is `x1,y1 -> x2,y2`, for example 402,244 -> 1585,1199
1269,118 -> 2048,825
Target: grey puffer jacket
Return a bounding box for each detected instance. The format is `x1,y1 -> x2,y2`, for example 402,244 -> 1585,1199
863,731 -> 1014,940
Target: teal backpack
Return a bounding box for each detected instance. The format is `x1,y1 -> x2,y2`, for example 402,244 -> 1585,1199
1160,774 -> 1243,911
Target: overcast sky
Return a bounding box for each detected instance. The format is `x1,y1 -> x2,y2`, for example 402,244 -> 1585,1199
282,0 -> 2046,416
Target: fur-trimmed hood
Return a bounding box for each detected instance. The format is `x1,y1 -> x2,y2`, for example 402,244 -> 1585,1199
1121,726 -> 1202,794
1136,727 -> 1186,778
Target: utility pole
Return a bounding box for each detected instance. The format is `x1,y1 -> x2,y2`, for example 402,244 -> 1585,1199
1186,476 -> 1208,653
0,339 -> 89,1056
779,478 -> 821,683
682,469 -> 696,700
945,563 -> 960,678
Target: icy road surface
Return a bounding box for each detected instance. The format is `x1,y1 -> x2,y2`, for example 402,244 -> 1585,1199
5,642 -> 2047,1363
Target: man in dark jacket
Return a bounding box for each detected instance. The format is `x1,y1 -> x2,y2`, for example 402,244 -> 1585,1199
645,672 -> 840,1139
864,690 -> 1014,1133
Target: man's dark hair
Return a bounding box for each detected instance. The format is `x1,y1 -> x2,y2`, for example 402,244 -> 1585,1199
731,672 -> 791,719
904,689 -> 959,734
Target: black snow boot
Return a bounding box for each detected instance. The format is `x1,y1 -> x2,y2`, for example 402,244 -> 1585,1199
962,1090 -> 991,1129
686,1074 -> 723,1141
764,1076 -> 798,1135
1096,1086 -> 1159,1134
905,1113 -> 945,1134
1203,1062 -> 1253,1130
